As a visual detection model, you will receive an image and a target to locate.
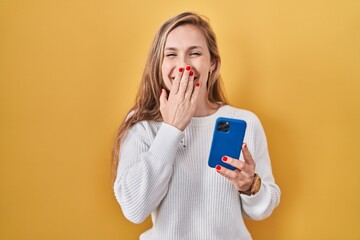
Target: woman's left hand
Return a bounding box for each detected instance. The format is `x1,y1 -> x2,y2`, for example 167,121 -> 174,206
216,143 -> 256,192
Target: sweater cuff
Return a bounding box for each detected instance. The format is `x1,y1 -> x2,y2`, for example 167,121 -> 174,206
240,182 -> 268,205
148,122 -> 184,161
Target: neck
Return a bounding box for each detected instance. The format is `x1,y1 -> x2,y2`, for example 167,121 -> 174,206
194,92 -> 220,117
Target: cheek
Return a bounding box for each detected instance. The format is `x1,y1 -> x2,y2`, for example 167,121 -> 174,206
161,61 -> 173,89
197,66 -> 210,82
161,61 -> 170,77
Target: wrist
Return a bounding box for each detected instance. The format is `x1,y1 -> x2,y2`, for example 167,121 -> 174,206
239,173 -> 261,196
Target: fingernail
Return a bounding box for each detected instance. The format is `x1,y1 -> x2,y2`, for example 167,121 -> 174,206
196,82 -> 200,87
179,67 -> 184,72
222,156 -> 228,162
189,71 -> 194,76
186,66 -> 191,71
216,165 -> 221,171
243,143 -> 247,148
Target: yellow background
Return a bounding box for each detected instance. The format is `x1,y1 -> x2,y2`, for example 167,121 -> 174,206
1,0 -> 359,239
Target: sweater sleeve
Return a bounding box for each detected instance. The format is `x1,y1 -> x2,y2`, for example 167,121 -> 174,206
240,114 -> 281,220
113,122 -> 184,224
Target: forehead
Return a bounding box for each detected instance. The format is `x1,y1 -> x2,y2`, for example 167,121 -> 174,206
165,24 -> 207,48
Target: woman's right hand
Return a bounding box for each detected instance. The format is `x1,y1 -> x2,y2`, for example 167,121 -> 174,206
159,66 -> 200,131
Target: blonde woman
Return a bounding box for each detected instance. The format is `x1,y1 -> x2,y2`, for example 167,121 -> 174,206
113,12 -> 280,240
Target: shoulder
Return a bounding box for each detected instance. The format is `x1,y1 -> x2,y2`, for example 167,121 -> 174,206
128,120 -> 161,136
220,105 -> 266,136
221,105 -> 261,124
124,109 -> 162,136
222,105 -> 268,147
120,120 -> 161,148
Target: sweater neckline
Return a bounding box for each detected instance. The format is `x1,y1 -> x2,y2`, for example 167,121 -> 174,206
188,105 -> 229,127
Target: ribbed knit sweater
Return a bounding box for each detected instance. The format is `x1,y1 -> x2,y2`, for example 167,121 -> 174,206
114,105 -> 280,240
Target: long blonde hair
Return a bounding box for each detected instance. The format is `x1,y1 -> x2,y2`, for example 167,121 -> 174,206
112,12 -> 227,181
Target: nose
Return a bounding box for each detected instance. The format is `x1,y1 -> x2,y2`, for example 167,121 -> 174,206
177,55 -> 191,69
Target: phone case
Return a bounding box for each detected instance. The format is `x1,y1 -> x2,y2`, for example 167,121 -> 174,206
208,117 -> 247,170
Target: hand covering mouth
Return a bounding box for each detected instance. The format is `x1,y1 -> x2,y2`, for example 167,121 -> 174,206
171,76 -> 198,81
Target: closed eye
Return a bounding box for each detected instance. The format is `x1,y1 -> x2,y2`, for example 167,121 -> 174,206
165,53 -> 176,57
190,52 -> 201,56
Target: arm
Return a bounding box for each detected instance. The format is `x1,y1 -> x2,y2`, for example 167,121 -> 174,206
215,114 -> 280,220
240,116 -> 281,220
113,122 -> 184,223
115,65 -> 200,223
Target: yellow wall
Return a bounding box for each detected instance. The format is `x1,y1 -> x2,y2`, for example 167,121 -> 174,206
1,0 -> 359,239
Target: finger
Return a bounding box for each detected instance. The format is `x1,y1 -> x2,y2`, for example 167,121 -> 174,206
215,165 -> 238,180
222,155 -> 254,178
216,165 -> 254,191
170,67 -> 184,95
177,65 -> 191,96
190,81 -> 201,105
221,156 -> 246,171
159,88 -> 168,108
184,71 -> 195,99
242,143 -> 255,167
236,165 -> 254,179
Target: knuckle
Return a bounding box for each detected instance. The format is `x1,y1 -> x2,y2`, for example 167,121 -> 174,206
227,174 -> 235,181
180,80 -> 187,86
238,162 -> 245,170
223,170 -> 231,177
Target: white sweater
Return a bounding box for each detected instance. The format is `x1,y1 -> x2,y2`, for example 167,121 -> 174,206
114,105 -> 280,240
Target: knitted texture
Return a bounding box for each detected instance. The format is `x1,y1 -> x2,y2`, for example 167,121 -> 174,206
114,105 -> 280,240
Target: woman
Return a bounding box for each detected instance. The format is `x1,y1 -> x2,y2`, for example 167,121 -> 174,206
113,12 -> 280,240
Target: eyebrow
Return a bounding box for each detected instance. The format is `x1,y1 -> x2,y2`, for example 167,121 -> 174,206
164,46 -> 204,51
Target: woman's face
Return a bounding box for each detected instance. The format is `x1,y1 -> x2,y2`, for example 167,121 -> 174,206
162,24 -> 215,91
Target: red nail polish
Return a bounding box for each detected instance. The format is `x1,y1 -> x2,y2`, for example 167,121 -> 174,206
179,68 -> 184,72
189,71 -> 194,76
222,156 -> 228,162
216,165 -> 221,171
196,82 -> 200,87
186,66 -> 191,71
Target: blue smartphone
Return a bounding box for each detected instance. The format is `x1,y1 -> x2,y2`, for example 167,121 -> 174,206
208,117 -> 247,170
